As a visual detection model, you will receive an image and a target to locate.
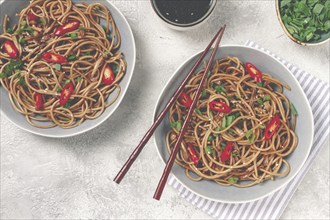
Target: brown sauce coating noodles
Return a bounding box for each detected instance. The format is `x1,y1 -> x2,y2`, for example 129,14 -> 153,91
0,0 -> 126,128
166,57 -> 298,187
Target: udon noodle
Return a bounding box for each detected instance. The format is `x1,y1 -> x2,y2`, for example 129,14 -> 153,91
0,0 -> 126,128
166,57 -> 298,187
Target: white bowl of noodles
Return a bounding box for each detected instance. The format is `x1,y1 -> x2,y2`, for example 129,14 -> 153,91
153,45 -> 313,203
0,0 -> 135,137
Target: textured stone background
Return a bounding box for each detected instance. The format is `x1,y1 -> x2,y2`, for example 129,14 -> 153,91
1,0 -> 329,219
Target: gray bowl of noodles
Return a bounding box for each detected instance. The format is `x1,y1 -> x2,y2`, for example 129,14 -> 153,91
153,45 -> 313,203
0,0 -> 136,137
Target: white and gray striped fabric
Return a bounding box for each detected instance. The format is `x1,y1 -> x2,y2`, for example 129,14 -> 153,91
168,41 -> 330,220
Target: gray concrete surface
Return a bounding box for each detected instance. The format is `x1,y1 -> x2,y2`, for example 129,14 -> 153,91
1,0 -> 329,219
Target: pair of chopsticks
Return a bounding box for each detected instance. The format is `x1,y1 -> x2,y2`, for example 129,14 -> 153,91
114,25 -> 226,200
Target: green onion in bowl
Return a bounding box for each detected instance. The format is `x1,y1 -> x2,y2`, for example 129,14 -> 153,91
276,0 -> 330,46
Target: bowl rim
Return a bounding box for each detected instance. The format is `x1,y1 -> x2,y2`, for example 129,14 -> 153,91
150,0 -> 217,28
275,0 -> 330,46
153,44 -> 314,203
0,0 -> 136,138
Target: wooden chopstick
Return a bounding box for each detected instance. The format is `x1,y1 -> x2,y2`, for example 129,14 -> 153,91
113,26 -> 225,184
153,25 -> 226,200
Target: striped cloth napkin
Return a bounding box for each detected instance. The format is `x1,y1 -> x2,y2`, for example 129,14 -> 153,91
168,41 -> 330,220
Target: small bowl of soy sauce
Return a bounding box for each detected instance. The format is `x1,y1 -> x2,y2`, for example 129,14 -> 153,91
151,0 -> 217,30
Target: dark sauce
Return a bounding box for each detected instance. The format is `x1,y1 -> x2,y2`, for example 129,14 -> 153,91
153,0 -> 213,25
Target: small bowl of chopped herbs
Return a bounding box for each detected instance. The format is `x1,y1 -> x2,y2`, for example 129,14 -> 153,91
276,0 -> 330,46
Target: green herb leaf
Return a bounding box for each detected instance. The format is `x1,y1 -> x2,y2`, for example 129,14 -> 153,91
82,51 -> 91,56
228,177 -> 239,184
208,135 -> 214,142
0,72 -> 6,78
290,102 -> 298,116
54,64 -> 61,71
257,99 -> 263,106
95,6 -> 101,10
64,79 -> 71,85
56,87 -> 62,93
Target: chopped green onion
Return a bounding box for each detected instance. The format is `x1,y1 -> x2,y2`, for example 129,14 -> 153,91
95,5 -> 101,10
64,79 -> 71,85
221,117 -> 227,129
209,111 -> 213,120
56,87 -> 62,93
226,115 -> 234,127
0,72 -> 6,78
170,121 -> 182,131
201,89 -> 207,98
207,70 -> 211,78
21,20 -> 27,27
18,36 -> 26,44
68,33 -> 78,39
246,129 -> 255,144
78,26 -> 86,30
290,102 -> 298,116
256,82 -> 264,87
257,99 -> 263,105
64,102 -> 71,109
205,146 -> 212,155
54,64 -> 61,71
228,177 -> 239,184
215,84 -> 227,94
195,108 -> 202,115
41,18 -> 47,26
232,152 -> 239,157
234,94 -> 241,99
220,142 -> 226,149
263,95 -> 271,102
68,55 -> 78,61
6,28 -> 14,34
76,77 -> 83,82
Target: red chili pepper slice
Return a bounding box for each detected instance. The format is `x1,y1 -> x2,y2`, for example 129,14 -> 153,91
102,64 -> 115,85
28,13 -> 39,21
59,82 -> 74,106
187,143 -> 199,165
35,93 -> 43,110
246,62 -> 263,83
209,101 -> 231,113
179,92 -> 192,108
264,115 -> 281,141
220,142 -> 233,162
54,21 -> 80,36
3,40 -> 19,59
42,52 -> 67,64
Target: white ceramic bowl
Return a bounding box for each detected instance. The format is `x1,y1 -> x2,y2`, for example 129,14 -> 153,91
153,45 -> 314,203
0,0 -> 136,138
